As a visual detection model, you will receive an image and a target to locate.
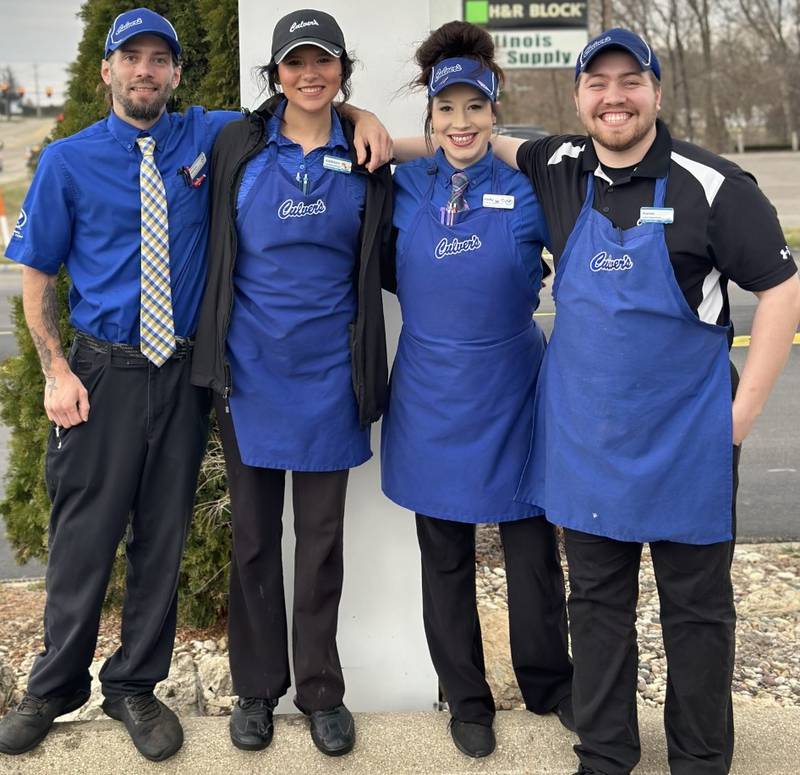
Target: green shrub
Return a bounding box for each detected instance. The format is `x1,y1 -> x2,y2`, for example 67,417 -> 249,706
1,0 -> 239,626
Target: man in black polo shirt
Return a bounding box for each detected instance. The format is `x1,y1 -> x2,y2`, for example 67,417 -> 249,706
489,27 -> 800,775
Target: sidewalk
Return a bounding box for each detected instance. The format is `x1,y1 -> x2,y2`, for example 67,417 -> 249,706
1,703 -> 797,774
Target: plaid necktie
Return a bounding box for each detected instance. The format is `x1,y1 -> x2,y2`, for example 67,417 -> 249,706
443,171 -> 470,226
137,136 -> 176,366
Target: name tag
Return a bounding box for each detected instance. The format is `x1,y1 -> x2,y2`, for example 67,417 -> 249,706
482,193 -> 515,209
639,206 -> 674,224
188,152 -> 207,179
323,155 -> 352,174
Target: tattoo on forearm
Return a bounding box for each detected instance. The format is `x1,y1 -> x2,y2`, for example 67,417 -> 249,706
42,283 -> 61,342
31,282 -> 63,374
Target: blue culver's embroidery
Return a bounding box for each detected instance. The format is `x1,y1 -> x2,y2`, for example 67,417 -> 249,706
590,250 -> 634,272
434,234 -> 482,260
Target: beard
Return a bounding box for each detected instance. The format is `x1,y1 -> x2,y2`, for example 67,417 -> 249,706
586,119 -> 654,153
111,74 -> 173,122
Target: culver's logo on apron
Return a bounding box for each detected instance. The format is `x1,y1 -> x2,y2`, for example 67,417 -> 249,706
278,198 -> 327,219
434,233 -> 482,260
590,250 -> 634,272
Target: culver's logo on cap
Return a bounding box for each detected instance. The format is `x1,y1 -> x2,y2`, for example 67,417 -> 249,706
289,19 -> 319,32
278,198 -> 327,219
116,17 -> 143,35
435,234 -> 482,260
590,250 -> 633,272
434,63 -> 463,83
579,35 -> 611,66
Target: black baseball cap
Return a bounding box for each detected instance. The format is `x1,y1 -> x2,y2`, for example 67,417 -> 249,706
271,9 -> 345,64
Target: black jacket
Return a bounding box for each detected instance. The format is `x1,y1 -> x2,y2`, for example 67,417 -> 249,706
191,95 -> 392,427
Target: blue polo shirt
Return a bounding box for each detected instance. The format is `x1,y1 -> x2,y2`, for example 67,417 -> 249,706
6,107 -> 239,343
393,147 -> 549,290
237,101 -> 365,211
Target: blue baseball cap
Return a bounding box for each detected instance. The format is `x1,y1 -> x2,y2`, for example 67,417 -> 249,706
104,8 -> 181,59
428,57 -> 499,102
575,28 -> 660,81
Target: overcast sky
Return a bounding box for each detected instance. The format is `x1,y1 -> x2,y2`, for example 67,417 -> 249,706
3,0 -> 84,100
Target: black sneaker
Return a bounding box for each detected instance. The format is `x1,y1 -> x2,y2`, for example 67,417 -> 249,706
229,697 -> 278,751
0,689 -> 89,755
306,704 -> 355,756
101,693 -> 183,762
449,718 -> 496,758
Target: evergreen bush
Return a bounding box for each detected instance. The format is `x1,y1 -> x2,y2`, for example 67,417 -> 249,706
0,0 -> 240,626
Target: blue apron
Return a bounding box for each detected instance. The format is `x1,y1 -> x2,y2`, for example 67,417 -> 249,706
227,143 -> 371,470
381,161 -> 545,522
516,175 -> 733,544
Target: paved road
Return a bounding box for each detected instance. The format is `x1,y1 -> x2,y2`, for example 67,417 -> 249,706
0,116 -> 54,187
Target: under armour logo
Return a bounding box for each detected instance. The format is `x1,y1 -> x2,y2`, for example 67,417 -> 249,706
780,245 -> 792,261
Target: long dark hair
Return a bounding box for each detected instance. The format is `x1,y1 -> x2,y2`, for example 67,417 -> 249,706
413,21 -> 505,142
256,50 -> 356,104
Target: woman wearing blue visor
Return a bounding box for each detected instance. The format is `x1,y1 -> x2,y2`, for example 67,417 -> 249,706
381,21 -> 573,758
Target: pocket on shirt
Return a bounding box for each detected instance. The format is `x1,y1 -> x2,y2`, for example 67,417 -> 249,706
168,181 -> 208,227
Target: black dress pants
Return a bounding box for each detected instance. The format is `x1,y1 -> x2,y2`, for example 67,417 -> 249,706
29,335 -> 210,701
216,397 -> 348,712
566,448 -> 740,775
416,514 -> 573,726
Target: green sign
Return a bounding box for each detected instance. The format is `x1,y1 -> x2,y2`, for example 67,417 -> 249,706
464,1 -> 588,29
465,0 -> 490,24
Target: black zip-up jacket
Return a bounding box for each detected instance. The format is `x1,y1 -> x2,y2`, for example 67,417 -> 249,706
191,95 -> 392,427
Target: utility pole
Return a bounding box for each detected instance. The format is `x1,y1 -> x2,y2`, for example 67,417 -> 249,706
33,63 -> 41,118
602,0 -> 613,29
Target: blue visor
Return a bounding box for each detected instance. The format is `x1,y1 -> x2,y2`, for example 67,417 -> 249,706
428,57 -> 499,102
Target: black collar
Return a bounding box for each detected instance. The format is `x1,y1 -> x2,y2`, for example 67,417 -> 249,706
581,119 -> 673,180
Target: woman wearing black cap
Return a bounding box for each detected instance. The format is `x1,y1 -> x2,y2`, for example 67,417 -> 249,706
381,21 -> 573,759
191,8 -> 392,757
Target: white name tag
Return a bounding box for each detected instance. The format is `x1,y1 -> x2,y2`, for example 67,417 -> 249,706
188,152 -> 207,179
323,155 -> 352,174
639,206 -> 674,224
482,193 -> 515,209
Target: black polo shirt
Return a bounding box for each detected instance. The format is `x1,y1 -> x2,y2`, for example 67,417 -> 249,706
517,120 -> 797,328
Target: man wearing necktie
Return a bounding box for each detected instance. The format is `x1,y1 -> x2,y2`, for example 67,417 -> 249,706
0,9 -> 391,761
0,8 -> 241,762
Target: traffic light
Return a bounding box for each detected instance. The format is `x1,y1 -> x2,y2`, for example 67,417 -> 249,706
16,86 -> 25,98
0,83 -> 8,95
45,86 -> 53,98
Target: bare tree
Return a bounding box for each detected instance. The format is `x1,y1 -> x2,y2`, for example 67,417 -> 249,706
738,0 -> 800,144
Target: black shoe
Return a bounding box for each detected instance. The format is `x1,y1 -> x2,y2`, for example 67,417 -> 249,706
449,718 -> 496,758
0,689 -> 89,755
553,695 -> 577,733
229,697 -> 278,751
102,693 -> 183,762
306,705 -> 355,756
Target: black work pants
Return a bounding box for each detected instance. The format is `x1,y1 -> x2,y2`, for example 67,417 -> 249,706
216,397 -> 348,711
416,514 -> 573,726
28,335 -> 210,701
566,448 -> 740,775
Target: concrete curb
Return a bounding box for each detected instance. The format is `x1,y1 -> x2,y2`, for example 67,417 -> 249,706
1,704 -> 797,774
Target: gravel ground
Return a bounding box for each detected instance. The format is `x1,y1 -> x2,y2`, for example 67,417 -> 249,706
1,536 -> 798,712
476,526 -> 800,709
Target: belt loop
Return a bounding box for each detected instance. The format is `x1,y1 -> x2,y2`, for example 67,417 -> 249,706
106,340 -> 113,367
